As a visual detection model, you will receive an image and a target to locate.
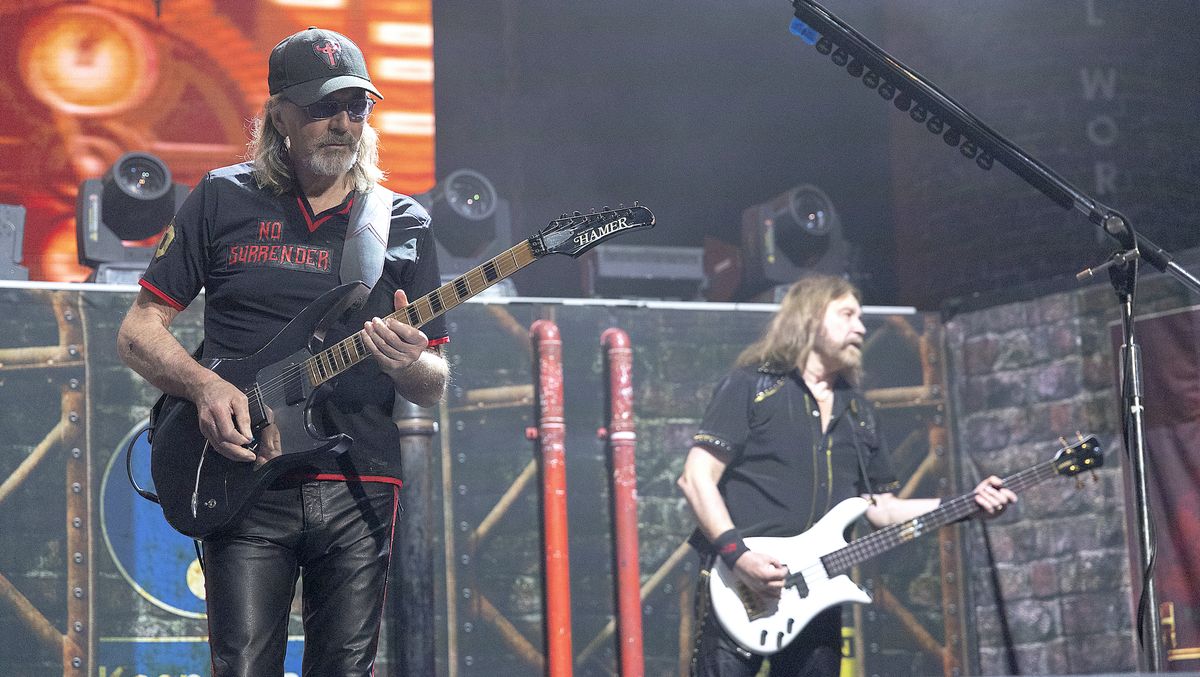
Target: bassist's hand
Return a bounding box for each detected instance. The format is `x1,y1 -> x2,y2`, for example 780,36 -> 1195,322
190,378 -> 256,462
972,475 -> 1017,517
733,551 -> 788,600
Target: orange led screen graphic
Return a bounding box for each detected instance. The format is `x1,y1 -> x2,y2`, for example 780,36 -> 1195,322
0,0 -> 435,281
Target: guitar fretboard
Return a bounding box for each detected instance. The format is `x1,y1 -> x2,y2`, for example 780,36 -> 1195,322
819,457 -> 1065,577
304,239 -> 538,386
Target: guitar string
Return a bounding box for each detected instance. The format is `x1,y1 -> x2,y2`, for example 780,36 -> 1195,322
244,244 -> 533,407
247,260 -> 511,402
823,463 -> 1051,573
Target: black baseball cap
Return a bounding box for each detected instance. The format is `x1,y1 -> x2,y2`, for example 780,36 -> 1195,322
268,27 -> 383,106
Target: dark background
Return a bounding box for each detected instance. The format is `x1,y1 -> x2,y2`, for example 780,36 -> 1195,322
430,0 -> 1200,310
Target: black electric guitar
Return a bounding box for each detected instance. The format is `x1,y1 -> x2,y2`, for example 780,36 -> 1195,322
150,205 -> 654,538
709,435 -> 1102,655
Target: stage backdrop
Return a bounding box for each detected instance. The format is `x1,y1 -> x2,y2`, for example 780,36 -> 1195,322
0,281 -> 1101,677
0,0 -> 434,282
6,1 -> 1199,311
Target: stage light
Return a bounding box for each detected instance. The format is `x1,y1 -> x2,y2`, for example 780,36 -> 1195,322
804,35 -> 994,172
77,152 -> 187,283
429,168 -> 499,259
734,184 -> 851,302
416,169 -> 515,293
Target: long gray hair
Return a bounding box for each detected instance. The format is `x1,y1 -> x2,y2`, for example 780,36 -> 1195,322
247,94 -> 385,194
735,274 -> 863,383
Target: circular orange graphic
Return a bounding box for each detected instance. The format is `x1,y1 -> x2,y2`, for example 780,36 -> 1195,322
19,5 -> 159,116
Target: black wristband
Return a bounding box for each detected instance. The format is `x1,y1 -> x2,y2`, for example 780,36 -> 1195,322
713,528 -> 749,569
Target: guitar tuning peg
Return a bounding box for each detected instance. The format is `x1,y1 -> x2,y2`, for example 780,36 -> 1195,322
560,213 -> 568,219
1076,431 -> 1085,442
634,200 -> 640,206
602,205 -> 610,211
574,211 -> 582,216
1058,436 -> 1069,449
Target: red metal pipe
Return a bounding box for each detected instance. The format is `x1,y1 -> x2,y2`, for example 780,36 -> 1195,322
529,319 -> 573,677
600,328 -> 645,677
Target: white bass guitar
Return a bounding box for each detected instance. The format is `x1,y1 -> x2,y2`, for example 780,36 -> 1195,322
708,435 -> 1102,655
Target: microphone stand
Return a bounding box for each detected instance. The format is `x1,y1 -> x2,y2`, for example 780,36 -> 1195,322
788,0 -> 1200,670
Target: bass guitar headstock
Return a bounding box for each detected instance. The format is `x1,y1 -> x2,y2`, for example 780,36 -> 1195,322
1052,434 -> 1103,477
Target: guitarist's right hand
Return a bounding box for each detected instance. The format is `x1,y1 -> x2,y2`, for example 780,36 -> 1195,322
190,378 -> 257,462
733,551 -> 788,600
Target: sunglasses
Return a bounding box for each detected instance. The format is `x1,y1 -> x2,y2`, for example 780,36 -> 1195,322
301,98 -> 375,122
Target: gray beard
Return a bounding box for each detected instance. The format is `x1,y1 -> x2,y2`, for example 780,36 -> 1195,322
306,146 -> 358,177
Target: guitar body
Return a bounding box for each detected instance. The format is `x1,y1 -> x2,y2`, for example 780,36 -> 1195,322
708,498 -> 872,655
150,283 -> 367,538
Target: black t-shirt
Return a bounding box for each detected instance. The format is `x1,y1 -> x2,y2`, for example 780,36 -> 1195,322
140,162 -> 448,480
691,365 -> 899,545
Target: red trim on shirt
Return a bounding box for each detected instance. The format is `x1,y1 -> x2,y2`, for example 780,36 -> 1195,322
429,336 -> 450,348
296,195 -> 355,233
138,278 -> 186,311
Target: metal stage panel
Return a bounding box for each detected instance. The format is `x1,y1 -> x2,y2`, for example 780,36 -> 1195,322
0,282 -> 990,676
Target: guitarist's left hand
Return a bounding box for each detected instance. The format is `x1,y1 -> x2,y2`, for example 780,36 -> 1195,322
361,290 -> 430,379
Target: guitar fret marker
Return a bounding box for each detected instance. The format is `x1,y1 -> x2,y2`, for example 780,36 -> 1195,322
482,261 -> 498,282
455,278 -> 469,299
430,293 -> 444,314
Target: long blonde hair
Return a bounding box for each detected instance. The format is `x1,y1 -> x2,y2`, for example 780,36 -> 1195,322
247,94 -> 385,194
736,274 -> 863,382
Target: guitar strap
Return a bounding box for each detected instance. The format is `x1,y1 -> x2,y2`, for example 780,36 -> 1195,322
847,396 -> 879,499
340,186 -> 432,419
340,187 -> 394,288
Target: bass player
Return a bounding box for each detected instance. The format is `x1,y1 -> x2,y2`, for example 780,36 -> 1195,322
677,274 -> 1016,677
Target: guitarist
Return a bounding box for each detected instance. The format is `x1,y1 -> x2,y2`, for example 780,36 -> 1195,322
677,274 -> 1015,677
116,27 -> 449,677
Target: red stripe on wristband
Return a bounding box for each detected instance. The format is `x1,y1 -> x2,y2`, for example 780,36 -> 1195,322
713,528 -> 749,569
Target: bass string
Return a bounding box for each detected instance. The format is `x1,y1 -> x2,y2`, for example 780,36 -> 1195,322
824,460 -> 1060,573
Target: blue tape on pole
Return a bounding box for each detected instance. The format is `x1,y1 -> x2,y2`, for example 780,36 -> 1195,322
790,17 -> 820,45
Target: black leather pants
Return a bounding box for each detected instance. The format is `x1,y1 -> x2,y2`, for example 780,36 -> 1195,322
690,562 -> 843,677
202,479 -> 399,677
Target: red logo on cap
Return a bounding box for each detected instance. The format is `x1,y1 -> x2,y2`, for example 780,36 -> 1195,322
312,39 -> 342,68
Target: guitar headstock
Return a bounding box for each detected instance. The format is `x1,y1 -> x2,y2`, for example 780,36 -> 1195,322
532,204 -> 655,258
1052,435 -> 1103,477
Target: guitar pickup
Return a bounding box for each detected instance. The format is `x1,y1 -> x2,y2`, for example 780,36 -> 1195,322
246,390 -> 270,433
283,374 -> 305,406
